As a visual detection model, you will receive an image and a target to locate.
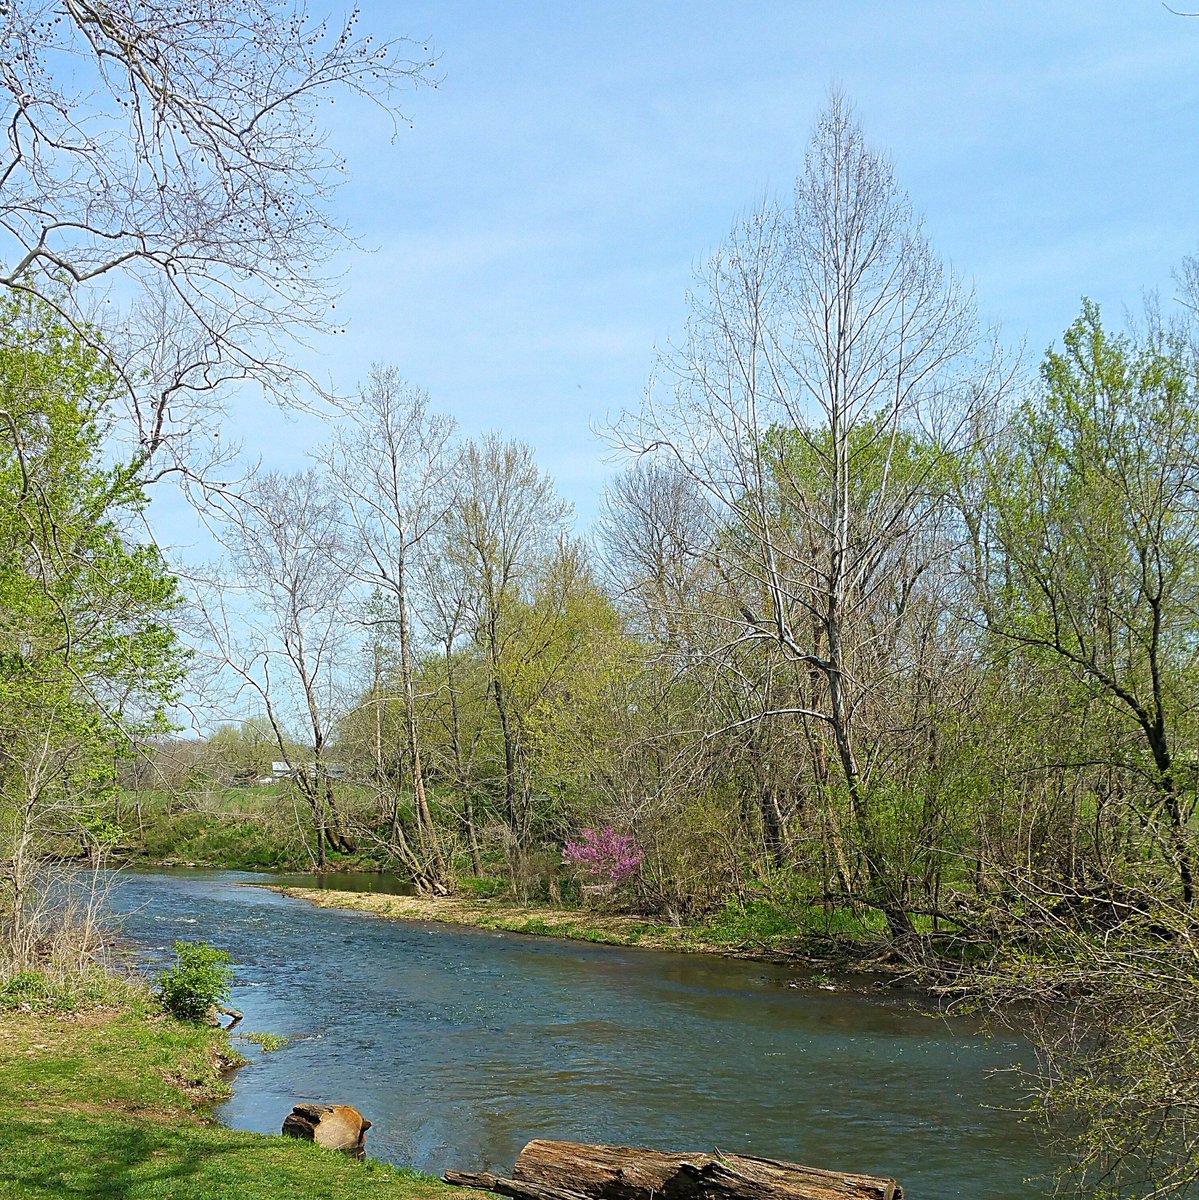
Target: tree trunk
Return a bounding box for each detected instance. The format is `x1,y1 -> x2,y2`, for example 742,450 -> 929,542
298,779 -> 327,870
445,1172 -> 587,1200
282,1102 -> 371,1158
463,793 -> 483,875
759,785 -> 787,867
826,621 -> 913,941
492,670 -> 521,838
398,566 -> 447,883
322,774 -> 356,855
1145,720 -> 1195,906
445,645 -> 484,876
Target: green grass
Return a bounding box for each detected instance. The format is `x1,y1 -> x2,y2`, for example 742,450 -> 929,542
686,897 -> 893,954
455,875 -> 508,899
130,806 -> 307,870
695,899 -> 807,943
0,967 -> 150,1015
0,975 -> 465,1200
620,921 -> 672,943
238,1030 -> 290,1052
120,785 -> 394,872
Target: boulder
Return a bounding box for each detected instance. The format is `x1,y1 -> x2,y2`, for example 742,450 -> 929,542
282,1102 -> 371,1157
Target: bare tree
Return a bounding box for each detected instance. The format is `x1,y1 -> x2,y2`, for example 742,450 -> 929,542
417,523 -> 489,876
446,435 -> 571,848
614,93 -> 991,938
199,469 -> 356,869
0,1 -> 436,482
321,366 -> 455,891
598,460 -> 716,649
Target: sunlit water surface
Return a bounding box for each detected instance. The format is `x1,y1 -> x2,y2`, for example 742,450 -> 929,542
107,869 -> 1050,1197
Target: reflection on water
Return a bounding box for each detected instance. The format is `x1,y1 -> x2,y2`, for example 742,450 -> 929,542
108,868 -> 1050,1198
269,869 -> 417,896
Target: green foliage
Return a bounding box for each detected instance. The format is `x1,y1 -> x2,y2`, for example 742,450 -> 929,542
124,783 -> 394,870
689,896 -> 897,952
204,717 -> 279,786
763,415 -> 952,529
511,917 -> 552,935
132,808 -> 304,869
979,300 -> 1199,895
702,899 -> 805,942
155,941 -> 233,1023
0,290 -> 186,961
0,970 -> 49,1004
0,293 -> 186,739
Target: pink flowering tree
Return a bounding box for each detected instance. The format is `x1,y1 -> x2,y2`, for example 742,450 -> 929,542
563,825 -> 643,891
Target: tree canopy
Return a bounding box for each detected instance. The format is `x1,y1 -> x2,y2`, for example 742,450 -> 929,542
0,290 -> 184,963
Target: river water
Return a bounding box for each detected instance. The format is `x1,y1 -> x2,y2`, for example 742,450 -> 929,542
107,869 -> 1050,1197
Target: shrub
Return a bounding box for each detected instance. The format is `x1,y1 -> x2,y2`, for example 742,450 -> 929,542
155,940 -> 233,1022
563,825 -> 642,884
0,970 -> 51,1006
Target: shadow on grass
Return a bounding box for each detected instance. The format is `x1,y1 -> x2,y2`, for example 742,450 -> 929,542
0,1111 -> 263,1199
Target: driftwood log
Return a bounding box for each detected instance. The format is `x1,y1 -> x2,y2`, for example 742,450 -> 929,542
445,1139 -> 902,1200
281,1102 -> 371,1158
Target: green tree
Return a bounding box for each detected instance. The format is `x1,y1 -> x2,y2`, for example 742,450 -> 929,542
0,291 -> 185,966
446,436 -> 571,849
205,717 -> 277,786
956,304 -> 1199,1200
980,301 -> 1199,904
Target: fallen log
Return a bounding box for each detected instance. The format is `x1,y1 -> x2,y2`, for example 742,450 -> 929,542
445,1139 -> 902,1200
444,1170 -> 591,1200
674,1155 -> 902,1200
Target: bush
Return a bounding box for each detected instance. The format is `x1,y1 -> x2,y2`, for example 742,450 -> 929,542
0,970 -> 51,1006
155,940 -> 233,1022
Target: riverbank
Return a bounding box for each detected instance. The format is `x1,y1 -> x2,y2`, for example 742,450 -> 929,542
0,974 -> 463,1200
263,885 -> 907,984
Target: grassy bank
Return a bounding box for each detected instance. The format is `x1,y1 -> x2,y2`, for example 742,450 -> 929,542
0,973 -> 463,1200
265,887 -> 901,977
120,784 -> 336,870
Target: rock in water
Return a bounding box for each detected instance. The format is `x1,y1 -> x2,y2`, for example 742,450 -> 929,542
281,1102 -> 372,1157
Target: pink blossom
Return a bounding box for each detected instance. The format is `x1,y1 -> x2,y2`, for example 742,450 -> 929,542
563,825 -> 642,883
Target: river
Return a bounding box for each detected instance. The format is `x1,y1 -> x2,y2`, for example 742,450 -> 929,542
107,868 -> 1050,1198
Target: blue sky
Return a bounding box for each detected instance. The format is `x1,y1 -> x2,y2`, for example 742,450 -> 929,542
188,1 -> 1199,541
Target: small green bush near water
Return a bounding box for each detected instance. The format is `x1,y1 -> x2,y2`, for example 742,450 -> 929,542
155,939 -> 233,1021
